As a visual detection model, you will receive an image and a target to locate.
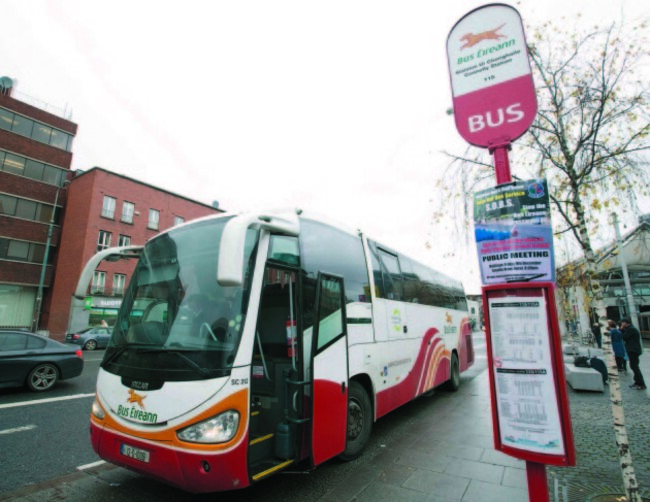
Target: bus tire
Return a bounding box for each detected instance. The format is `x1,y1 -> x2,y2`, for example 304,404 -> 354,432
445,353 -> 461,392
338,381 -> 372,461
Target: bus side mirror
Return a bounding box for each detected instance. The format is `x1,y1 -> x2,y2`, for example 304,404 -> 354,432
73,245 -> 144,300
217,211 -> 300,287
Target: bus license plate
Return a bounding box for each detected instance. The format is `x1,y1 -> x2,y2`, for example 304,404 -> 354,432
120,443 -> 150,463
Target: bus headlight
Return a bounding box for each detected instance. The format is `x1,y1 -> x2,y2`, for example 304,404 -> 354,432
177,410 -> 240,444
92,400 -> 105,420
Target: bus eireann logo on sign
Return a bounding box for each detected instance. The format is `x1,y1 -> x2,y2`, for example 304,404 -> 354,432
460,23 -> 506,49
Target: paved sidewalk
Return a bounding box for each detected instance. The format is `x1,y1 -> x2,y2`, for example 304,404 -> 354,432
320,368 -> 530,502
546,341 -> 650,501
317,340 -> 650,501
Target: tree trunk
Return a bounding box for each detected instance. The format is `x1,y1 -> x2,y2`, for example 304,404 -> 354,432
602,331 -> 642,502
573,201 -> 641,500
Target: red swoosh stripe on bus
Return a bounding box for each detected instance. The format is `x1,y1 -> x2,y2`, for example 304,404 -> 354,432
375,328 -> 449,418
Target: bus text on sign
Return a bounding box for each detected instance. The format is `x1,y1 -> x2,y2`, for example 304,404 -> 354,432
446,3 -> 537,147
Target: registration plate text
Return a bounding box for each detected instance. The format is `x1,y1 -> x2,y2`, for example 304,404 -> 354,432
120,443 -> 150,463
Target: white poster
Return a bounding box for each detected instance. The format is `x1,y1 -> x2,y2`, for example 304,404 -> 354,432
488,296 -> 565,455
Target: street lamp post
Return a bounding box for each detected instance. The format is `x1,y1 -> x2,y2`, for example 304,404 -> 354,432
31,180 -> 69,333
611,212 -> 639,327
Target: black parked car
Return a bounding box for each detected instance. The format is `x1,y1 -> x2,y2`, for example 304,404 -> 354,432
65,326 -> 112,350
0,329 -> 84,392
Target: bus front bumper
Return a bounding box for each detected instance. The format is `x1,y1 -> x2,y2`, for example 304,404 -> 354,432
90,421 -> 250,493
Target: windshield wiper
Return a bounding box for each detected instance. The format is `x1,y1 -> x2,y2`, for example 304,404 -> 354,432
102,343 -> 157,367
137,348 -> 210,378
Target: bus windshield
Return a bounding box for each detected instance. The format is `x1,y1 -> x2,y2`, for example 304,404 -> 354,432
101,216 -> 259,382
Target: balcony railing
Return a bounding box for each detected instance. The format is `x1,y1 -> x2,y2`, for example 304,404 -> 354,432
9,89 -> 73,120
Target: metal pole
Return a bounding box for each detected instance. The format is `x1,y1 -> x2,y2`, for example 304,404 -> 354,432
31,182 -> 66,332
611,213 -> 638,327
488,140 -> 549,502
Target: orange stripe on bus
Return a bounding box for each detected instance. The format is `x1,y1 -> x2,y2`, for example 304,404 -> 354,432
93,388 -> 249,452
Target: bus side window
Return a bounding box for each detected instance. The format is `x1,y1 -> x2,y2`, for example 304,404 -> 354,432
268,235 -> 300,266
299,219 -> 371,331
378,250 -> 403,301
399,258 -> 420,304
368,243 -> 385,299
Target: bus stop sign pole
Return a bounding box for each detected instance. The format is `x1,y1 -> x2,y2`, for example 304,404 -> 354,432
487,144 -> 551,502
489,140 -> 512,185
445,5 -> 577,502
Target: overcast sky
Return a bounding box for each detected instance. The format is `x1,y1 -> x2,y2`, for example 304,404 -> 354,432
2,0 -> 648,294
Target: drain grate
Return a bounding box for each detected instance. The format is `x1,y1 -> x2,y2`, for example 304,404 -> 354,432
552,479 -> 650,502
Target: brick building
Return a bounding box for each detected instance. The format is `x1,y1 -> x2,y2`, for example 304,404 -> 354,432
0,77 -> 77,331
47,167 -> 222,339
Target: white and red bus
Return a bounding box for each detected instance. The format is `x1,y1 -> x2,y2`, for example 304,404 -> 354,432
76,209 -> 474,493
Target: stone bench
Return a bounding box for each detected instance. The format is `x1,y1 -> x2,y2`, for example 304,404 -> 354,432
564,363 -> 604,392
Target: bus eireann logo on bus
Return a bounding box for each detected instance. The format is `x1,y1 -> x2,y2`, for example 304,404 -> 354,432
127,389 -> 147,410
444,312 -> 458,334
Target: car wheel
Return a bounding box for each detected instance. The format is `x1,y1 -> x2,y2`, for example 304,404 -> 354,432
445,352 -> 461,392
338,381 -> 372,461
84,339 -> 98,351
27,363 -> 59,392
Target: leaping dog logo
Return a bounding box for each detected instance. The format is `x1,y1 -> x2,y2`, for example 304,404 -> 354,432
445,312 -> 453,324
127,389 -> 147,410
460,23 -> 506,49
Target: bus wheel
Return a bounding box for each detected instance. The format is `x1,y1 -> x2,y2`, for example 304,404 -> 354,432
339,381 -> 372,461
445,353 -> 461,392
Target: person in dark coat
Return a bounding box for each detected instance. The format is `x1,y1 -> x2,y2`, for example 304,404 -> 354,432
592,322 -> 603,348
605,320 -> 627,372
620,318 -> 646,390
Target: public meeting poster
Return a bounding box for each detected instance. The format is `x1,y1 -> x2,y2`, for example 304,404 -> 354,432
474,179 -> 555,285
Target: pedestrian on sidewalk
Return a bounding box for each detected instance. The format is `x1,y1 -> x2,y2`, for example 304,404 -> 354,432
620,318 -> 646,390
592,322 -> 603,348
605,319 -> 627,372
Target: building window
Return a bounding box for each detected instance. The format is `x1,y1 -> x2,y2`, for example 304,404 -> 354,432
0,108 -> 13,130
174,216 -> 185,226
121,201 -> 134,223
97,230 -> 112,252
0,149 -> 66,186
32,123 -> 52,144
0,193 -> 58,224
148,209 -> 160,230
0,238 -> 48,265
0,106 -> 73,151
3,153 -> 25,176
102,196 -> 116,219
11,114 -> 34,137
113,274 -> 126,296
92,271 -> 106,295
118,234 -> 131,247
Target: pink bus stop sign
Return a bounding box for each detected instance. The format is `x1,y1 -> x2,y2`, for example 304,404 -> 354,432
447,4 -> 536,147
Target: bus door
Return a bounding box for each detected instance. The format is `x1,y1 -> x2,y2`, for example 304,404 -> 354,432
249,263 -> 302,480
311,273 -> 349,466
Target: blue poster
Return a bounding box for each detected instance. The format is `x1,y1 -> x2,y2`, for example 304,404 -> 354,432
474,179 -> 555,285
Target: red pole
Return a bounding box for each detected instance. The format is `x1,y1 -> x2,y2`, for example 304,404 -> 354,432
489,142 -> 512,185
526,461 -> 550,502
489,140 -> 550,502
